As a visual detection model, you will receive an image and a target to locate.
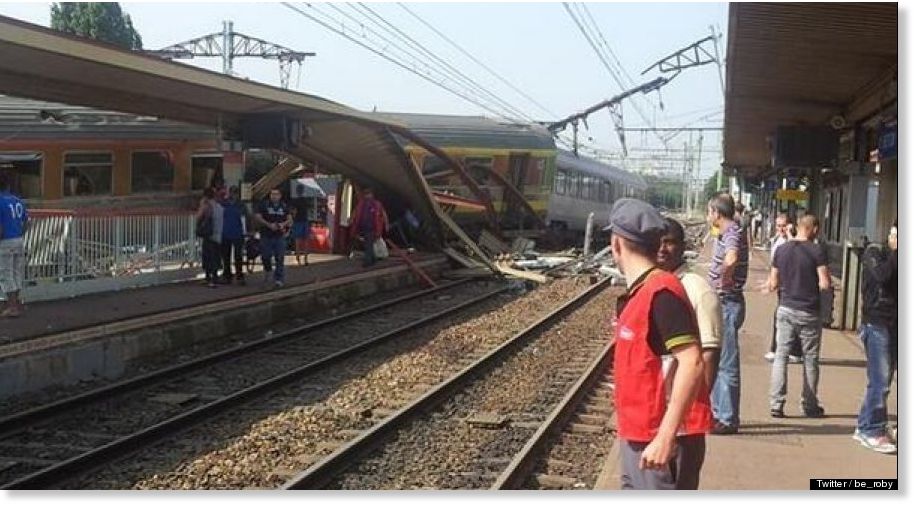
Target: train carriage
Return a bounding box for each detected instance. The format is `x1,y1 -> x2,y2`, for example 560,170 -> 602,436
381,113 -> 557,232
547,149 -> 647,233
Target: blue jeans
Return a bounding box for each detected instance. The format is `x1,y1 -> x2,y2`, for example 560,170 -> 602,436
769,306 -> 822,411
260,235 -> 286,282
857,322 -> 897,437
712,292 -> 745,427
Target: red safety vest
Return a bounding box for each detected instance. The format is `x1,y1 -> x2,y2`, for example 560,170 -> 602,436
613,269 -> 713,442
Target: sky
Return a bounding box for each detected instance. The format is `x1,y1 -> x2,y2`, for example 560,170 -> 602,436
0,1 -> 728,183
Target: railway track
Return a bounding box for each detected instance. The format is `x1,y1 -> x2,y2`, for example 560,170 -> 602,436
283,277 -> 616,490
0,278 -> 508,489
494,344 -> 614,490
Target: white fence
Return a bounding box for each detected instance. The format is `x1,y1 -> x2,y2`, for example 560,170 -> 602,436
17,210 -> 201,302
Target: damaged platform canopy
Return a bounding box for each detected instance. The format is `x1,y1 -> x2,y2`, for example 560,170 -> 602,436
0,14 -> 442,241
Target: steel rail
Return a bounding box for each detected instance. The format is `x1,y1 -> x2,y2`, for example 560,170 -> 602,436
0,279 -> 472,436
283,276 -> 612,490
491,340 -> 613,489
3,283 -> 506,490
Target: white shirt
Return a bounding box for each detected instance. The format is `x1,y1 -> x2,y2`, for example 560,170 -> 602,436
770,235 -> 789,264
674,263 -> 722,350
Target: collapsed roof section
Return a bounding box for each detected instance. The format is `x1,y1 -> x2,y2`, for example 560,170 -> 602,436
0,14 -> 442,242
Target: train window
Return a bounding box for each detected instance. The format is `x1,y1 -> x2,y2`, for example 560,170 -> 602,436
0,152 -> 43,199
63,152 -> 113,197
191,154 -> 223,191
464,157 -> 493,186
526,158 -> 544,186
131,150 -> 175,193
555,169 -> 568,195
568,171 -> 579,197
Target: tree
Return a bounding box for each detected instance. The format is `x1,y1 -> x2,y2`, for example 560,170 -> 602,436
703,170 -> 721,203
50,3 -> 143,50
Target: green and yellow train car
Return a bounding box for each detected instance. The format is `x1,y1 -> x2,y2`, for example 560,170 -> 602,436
383,113 -> 557,233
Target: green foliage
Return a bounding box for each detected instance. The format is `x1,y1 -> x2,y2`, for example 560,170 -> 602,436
703,170 -> 721,202
50,2 -> 142,50
643,175 -> 684,210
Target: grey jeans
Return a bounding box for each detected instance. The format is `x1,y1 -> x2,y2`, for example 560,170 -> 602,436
620,435 -> 706,490
769,305 -> 823,411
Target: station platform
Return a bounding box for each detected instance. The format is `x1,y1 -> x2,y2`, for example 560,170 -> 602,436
0,252 -> 445,347
599,243 -> 899,490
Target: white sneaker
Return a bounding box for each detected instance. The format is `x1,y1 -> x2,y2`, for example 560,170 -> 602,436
854,430 -> 897,454
764,351 -> 775,362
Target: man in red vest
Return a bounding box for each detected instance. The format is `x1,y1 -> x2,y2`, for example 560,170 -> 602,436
606,198 -> 713,489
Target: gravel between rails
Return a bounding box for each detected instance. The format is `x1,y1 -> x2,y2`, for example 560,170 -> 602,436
0,280 -> 501,487
65,277 -> 601,489
522,369 -> 615,490
327,282 -> 618,490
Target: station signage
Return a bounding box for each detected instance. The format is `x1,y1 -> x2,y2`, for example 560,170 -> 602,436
776,189 -> 808,201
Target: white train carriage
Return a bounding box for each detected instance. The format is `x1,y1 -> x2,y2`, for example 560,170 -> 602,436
546,149 -> 647,233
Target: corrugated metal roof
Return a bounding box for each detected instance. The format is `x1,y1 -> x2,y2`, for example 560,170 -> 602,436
378,112 -> 556,151
0,95 -> 215,140
556,149 -> 647,189
724,2 -> 897,176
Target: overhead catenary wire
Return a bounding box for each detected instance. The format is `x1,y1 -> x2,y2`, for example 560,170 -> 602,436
281,2 -> 527,121
344,2 -> 536,123
397,2 -> 559,119
562,2 -> 667,148
316,2 -> 527,121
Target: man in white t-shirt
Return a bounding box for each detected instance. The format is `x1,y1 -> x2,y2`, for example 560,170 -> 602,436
658,217 -> 722,389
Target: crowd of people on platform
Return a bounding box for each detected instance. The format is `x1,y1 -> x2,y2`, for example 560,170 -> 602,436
606,192 -> 897,490
193,183 -> 392,289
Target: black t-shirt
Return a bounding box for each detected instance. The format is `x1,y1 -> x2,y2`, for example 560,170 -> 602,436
290,197 -> 310,223
772,241 -> 827,313
257,200 -> 290,238
648,290 -> 699,356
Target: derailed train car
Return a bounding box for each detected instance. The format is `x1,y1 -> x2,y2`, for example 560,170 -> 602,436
384,113 -> 556,233
380,112 -> 645,240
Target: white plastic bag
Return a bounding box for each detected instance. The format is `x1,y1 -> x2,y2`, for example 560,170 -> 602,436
373,238 -> 389,259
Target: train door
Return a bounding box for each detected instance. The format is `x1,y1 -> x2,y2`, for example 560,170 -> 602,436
504,153 -> 529,227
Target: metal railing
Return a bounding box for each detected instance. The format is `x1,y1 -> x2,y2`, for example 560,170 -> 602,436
18,209 -> 200,302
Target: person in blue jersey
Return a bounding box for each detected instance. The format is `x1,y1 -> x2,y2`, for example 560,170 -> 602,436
0,174 -> 29,317
255,188 -> 292,288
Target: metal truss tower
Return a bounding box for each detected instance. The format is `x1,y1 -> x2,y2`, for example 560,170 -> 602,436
147,21 -> 316,89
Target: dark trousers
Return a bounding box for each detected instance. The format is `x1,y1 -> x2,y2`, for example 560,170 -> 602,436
201,238 -> 221,281
620,435 -> 706,490
260,235 -> 286,282
221,237 -> 244,280
362,230 -> 376,267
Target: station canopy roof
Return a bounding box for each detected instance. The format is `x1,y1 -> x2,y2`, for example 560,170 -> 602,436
723,2 -> 897,178
0,14 -> 441,239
